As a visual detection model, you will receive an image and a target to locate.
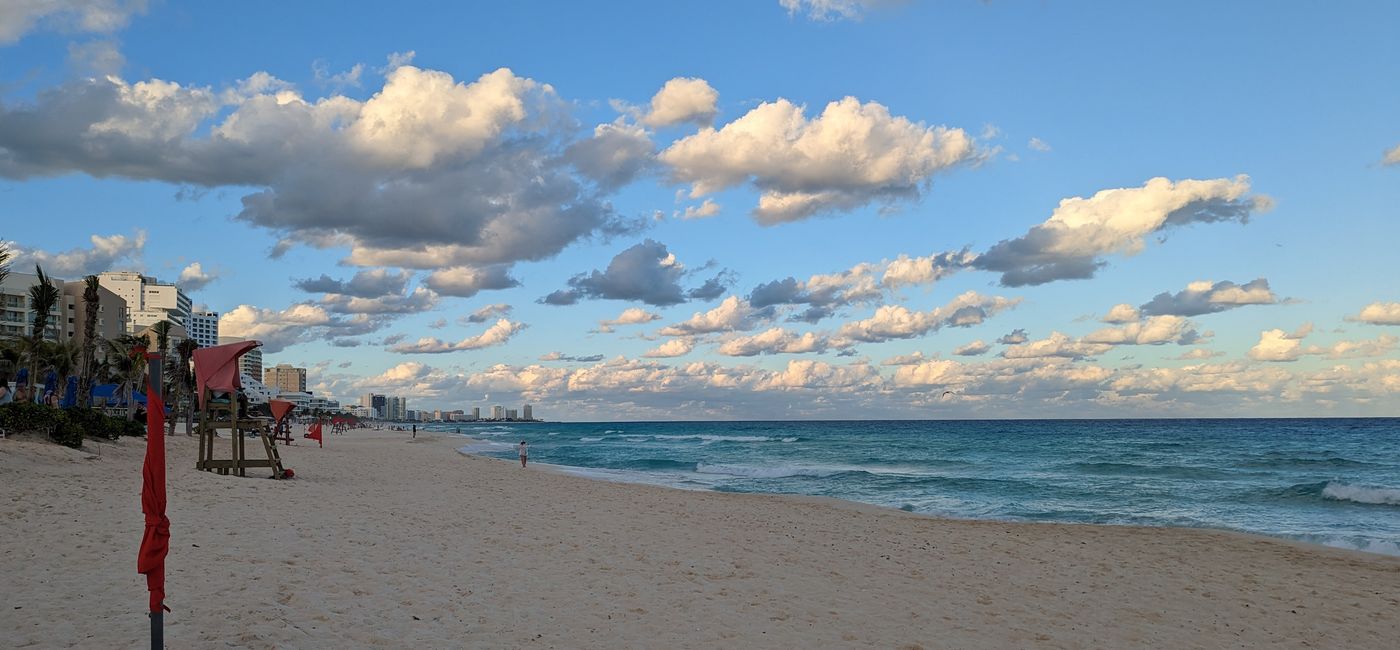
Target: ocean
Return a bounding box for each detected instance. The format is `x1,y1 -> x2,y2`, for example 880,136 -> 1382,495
442,418 -> 1400,556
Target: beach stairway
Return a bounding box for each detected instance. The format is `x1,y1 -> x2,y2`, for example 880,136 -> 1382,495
195,388 -> 285,479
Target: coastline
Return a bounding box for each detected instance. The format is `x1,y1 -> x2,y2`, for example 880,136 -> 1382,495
4,429 -> 1399,648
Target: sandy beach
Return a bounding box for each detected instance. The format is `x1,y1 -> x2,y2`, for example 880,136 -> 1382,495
3,428 -> 1398,649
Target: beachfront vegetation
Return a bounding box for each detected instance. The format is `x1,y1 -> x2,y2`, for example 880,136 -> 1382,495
0,401 -> 142,448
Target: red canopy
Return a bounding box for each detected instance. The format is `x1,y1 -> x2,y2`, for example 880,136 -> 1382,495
269,399 -> 296,423
137,351 -> 170,615
193,340 -> 261,407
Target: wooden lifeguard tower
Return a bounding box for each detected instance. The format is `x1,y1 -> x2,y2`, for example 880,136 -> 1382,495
268,399 -> 296,445
193,340 -> 285,478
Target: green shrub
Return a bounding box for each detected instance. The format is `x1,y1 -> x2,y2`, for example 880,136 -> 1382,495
0,403 -> 146,448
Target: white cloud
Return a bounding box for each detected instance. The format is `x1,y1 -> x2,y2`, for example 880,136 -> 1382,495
220,303 -> 374,353
881,351 -> 927,366
675,199 -> 721,220
464,303 -> 512,324
1382,144 -> 1400,166
642,337 -> 694,358
641,77 -> 719,128
717,327 -> 829,356
177,261 -> 217,291
660,96 -> 976,224
836,291 -> 1020,343
0,66 -> 636,272
389,319 -> 526,354
879,250 -> 976,289
778,0 -> 900,21
595,307 -> 661,333
422,265 -> 519,298
1101,303 -> 1140,324
0,0 -> 148,44
1027,137 -> 1051,152
1001,332 -> 1112,360
974,176 -> 1272,286
1140,278 -> 1278,316
1349,302 -> 1400,326
11,230 -> 145,277
1244,325 -> 1393,362
1083,315 -> 1201,346
954,340 -> 990,356
660,296 -> 767,336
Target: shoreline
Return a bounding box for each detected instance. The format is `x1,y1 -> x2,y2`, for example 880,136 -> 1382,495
451,435 -> 1400,561
5,428 -> 1399,648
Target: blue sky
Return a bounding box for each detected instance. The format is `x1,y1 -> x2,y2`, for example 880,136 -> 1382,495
2,0 -> 1398,420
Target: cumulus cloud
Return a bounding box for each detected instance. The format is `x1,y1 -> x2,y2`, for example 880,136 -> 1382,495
464,303 -> 512,323
660,96 -> 976,224
563,121 -> 654,190
0,66 -> 637,272
1101,303 -> 1141,324
1382,144 -> 1400,166
1027,137 -> 1051,152
881,351 -> 928,366
1002,332 -> 1112,361
540,351 -> 606,363
1139,278 -> 1278,317
675,199 -> 721,220
1348,302 -> 1400,326
319,286 -> 438,315
389,318 -> 526,354
220,303 -> 381,353
595,307 -> 661,333
642,337 -> 694,358
879,250 -> 976,289
177,261 -> 217,291
996,328 -> 1029,345
717,327 -> 829,356
954,340 -> 990,356
836,291 -> 1020,343
778,0 -> 902,21
294,268 -> 411,298
1176,348 -> 1225,360
973,176 -> 1272,286
660,296 -> 770,336
0,0 -> 148,44
1248,324 -> 1312,362
1249,325 -> 1396,362
641,77 -> 719,128
543,239 -> 723,306
1083,315 -> 1201,346
422,265 -> 519,298
10,230 -> 145,277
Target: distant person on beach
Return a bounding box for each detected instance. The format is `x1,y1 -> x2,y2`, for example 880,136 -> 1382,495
0,376 -> 12,405
14,385 -> 30,404
518,441 -> 528,468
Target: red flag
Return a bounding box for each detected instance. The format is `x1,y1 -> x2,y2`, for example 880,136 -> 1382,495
137,351 -> 170,614
308,422 -> 323,448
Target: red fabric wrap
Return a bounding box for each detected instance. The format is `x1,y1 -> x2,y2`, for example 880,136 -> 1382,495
193,340 -> 260,407
138,353 -> 171,613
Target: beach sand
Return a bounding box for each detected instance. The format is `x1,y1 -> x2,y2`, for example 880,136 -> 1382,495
3,428 -> 1398,649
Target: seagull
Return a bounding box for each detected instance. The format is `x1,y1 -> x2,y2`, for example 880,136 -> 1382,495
941,391 -> 957,399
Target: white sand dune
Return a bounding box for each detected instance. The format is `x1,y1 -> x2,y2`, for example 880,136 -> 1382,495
3,428 -> 1398,649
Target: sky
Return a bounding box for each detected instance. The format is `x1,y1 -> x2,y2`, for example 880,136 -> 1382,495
1,0 -> 1398,420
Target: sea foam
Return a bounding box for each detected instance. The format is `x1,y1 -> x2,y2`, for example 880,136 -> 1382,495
1321,482 -> 1400,506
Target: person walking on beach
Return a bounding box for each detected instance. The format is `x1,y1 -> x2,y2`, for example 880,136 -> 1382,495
518,440 -> 529,468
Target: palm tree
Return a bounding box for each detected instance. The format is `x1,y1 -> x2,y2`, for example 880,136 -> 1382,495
102,334 -> 147,420
26,265 -> 60,395
169,338 -> 198,436
0,239 -> 11,287
77,275 -> 100,407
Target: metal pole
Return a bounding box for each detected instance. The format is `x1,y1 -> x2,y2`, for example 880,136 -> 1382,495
150,611 -> 163,649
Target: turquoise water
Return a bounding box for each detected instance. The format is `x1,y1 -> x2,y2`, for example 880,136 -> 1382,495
443,419 -> 1400,556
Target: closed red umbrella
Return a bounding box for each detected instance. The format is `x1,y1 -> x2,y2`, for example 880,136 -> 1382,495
137,349 -> 170,648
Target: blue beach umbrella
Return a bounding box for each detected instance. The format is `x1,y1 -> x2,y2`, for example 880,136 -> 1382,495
15,368 -> 27,387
